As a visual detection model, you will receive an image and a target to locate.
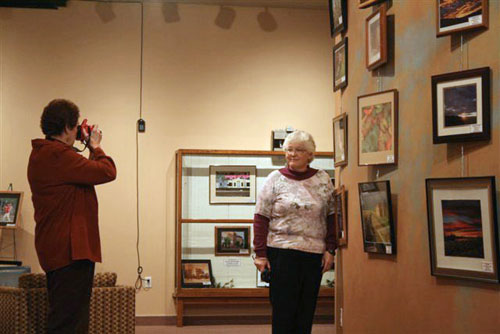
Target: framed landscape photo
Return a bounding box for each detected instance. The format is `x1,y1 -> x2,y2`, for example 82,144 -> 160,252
181,259 -> 214,288
209,165 -> 256,204
329,0 -> 347,37
431,67 -> 490,144
425,177 -> 499,283
359,0 -> 383,9
365,3 -> 387,71
333,113 -> 348,167
333,37 -> 348,91
358,89 -> 398,166
358,181 -> 395,254
334,185 -> 347,247
0,191 -> 24,229
215,226 -> 251,256
437,0 -> 488,37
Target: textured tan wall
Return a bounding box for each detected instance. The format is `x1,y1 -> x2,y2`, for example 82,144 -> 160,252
335,1 -> 500,333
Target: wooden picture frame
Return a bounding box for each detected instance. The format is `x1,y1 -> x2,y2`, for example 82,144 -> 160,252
365,3 -> 387,71
358,181 -> 395,254
333,113 -> 348,167
436,0 -> 488,37
425,177 -> 499,283
329,0 -> 347,37
359,0 -> 384,9
334,185 -> 347,247
209,165 -> 256,204
0,191 -> 24,229
181,259 -> 214,288
333,37 -> 348,91
214,226 -> 251,256
431,67 -> 490,144
358,89 -> 398,166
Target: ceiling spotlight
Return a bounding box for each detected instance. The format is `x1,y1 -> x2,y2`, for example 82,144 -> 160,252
215,6 -> 236,30
258,7 -> 277,32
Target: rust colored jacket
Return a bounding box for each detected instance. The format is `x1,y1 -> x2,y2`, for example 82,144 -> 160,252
27,139 -> 116,272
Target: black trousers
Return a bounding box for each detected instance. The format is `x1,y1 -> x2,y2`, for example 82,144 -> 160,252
46,260 -> 95,334
267,247 -> 323,334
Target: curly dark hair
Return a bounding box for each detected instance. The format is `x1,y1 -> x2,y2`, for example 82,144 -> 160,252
40,99 -> 80,137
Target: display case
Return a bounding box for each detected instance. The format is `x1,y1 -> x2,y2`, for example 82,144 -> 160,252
173,149 -> 335,326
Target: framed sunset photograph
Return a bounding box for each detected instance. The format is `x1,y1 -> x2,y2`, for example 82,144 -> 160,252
437,0 -> 488,37
365,3 -> 387,71
329,0 -> 347,37
333,37 -> 348,91
431,67 -> 490,144
333,113 -> 348,167
425,177 -> 499,283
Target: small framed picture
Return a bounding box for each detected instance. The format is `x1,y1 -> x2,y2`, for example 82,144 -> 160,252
0,191 -> 24,229
214,226 -> 251,256
333,37 -> 348,91
334,186 -> 347,247
425,177 -> 499,283
209,165 -> 256,204
431,67 -> 490,144
365,3 -> 387,71
329,0 -> 347,37
358,181 -> 395,254
359,0 -> 384,9
358,89 -> 398,166
181,260 -> 214,288
437,0 -> 488,37
333,113 -> 348,167
256,269 -> 269,287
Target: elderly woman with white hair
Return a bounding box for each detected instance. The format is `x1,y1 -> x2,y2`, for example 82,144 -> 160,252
253,130 -> 336,334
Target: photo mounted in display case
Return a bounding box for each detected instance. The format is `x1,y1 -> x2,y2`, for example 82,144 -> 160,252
329,0 -> 347,37
436,0 -> 488,37
0,191 -> 24,229
358,181 -> 395,255
333,113 -> 348,167
365,3 -> 387,71
358,89 -> 398,166
214,226 -> 251,256
181,259 -> 214,288
333,37 -> 348,91
431,67 -> 490,144
425,177 -> 499,283
334,186 -> 347,247
359,0 -> 384,9
209,165 -> 256,204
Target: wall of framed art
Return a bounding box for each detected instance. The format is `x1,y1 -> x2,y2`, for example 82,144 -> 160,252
332,1 -> 500,333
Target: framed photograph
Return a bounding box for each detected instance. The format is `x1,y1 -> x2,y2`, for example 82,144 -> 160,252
329,0 -> 347,37
365,3 -> 387,71
334,185 -> 347,247
214,226 -> 251,256
425,177 -> 499,283
256,269 -> 269,287
437,0 -> 488,37
0,191 -> 24,229
333,37 -> 348,91
181,259 -> 214,288
358,181 -> 395,254
333,113 -> 348,167
358,89 -> 398,166
209,165 -> 256,204
359,0 -> 384,9
431,67 -> 490,144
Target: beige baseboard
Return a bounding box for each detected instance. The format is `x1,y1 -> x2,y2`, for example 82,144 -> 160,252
136,315 -> 334,326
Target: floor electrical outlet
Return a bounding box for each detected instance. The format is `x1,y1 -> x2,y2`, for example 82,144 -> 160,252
144,276 -> 152,288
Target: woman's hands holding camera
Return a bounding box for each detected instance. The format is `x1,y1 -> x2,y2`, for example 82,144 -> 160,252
82,124 -> 102,151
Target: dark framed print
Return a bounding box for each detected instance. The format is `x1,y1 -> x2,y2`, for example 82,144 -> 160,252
181,259 -> 214,288
359,181 -> 395,254
431,67 -> 490,144
329,0 -> 347,37
333,113 -> 348,167
333,37 -> 348,91
425,177 -> 499,283
437,0 -> 488,37
358,89 -> 398,166
359,0 -> 384,9
0,191 -> 24,229
209,165 -> 256,204
365,3 -> 387,71
334,185 -> 347,247
214,226 -> 251,256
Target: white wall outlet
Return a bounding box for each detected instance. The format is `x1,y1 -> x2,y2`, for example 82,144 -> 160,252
144,276 -> 152,288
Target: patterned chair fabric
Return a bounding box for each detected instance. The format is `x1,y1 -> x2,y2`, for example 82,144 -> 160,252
0,272 -> 135,334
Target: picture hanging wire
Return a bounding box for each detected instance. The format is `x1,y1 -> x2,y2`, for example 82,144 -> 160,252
7,183 -> 13,191
461,145 -> 465,177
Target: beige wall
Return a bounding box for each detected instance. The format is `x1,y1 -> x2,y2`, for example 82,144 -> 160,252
0,1 -> 333,316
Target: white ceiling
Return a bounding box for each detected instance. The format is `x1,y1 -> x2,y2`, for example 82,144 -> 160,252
76,0 -> 327,9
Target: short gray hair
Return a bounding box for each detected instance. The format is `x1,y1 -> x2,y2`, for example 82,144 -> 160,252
283,130 -> 316,154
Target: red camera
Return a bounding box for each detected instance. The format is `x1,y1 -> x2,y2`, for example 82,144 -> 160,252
76,119 -> 94,142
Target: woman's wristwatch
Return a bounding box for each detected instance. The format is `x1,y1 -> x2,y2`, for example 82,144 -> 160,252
326,248 -> 335,255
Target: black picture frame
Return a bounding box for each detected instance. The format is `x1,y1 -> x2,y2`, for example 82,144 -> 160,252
0,191 -> 24,229
431,67 -> 490,144
334,186 -> 348,247
358,181 -> 396,254
436,0 -> 489,37
425,177 -> 499,283
333,37 -> 348,92
214,226 -> 251,256
365,3 -> 387,71
329,0 -> 347,37
333,113 -> 348,167
181,259 -> 214,288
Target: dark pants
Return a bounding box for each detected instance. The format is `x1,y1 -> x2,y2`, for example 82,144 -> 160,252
46,260 -> 95,334
267,247 -> 323,334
